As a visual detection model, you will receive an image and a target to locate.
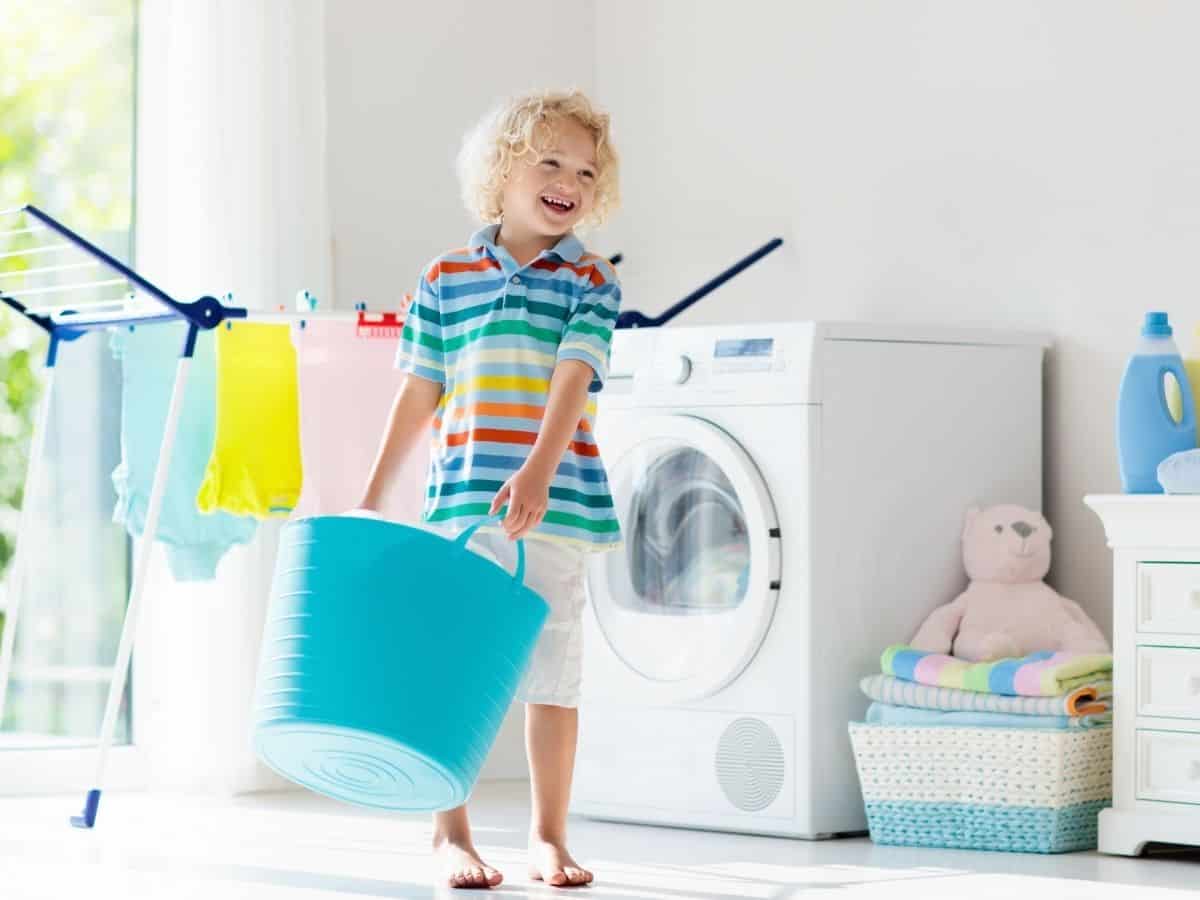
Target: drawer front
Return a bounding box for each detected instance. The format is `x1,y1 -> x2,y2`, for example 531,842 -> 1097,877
1137,563 -> 1200,635
1138,646 -> 1200,719
1137,730 -> 1200,804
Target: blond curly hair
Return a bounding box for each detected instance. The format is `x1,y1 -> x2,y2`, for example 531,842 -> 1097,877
457,89 -> 620,230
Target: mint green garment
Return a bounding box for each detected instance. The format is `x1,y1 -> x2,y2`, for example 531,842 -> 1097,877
110,323 -> 257,580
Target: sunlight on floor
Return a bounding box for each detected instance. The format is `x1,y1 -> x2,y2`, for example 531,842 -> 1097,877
1,789 -> 1197,900
697,860 -> 965,884
774,873 -> 1200,900
6,858 -> 1193,900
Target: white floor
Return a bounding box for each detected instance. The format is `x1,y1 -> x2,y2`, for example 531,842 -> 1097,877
3,782 -> 1199,899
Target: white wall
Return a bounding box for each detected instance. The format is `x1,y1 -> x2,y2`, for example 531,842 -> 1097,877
593,0 -> 1200,636
325,0 -> 597,308
323,1 -> 1200,777
324,0 -> 597,778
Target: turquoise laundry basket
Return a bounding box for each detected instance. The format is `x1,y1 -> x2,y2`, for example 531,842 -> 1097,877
253,514 -> 548,811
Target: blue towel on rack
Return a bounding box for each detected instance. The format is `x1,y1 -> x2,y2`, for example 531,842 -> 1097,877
110,323 -> 256,580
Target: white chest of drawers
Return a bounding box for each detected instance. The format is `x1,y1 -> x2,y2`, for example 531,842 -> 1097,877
1086,495 -> 1200,854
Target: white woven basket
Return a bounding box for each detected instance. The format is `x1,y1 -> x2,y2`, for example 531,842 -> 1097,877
848,723 -> 1112,853
850,724 -> 1111,807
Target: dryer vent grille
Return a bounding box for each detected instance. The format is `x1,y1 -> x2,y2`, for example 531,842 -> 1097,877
715,717 -> 785,813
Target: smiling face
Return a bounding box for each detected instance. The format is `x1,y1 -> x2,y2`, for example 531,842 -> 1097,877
499,115 -> 598,241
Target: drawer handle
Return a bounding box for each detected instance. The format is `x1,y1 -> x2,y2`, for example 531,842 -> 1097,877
1192,760 -> 1200,781
1192,591 -> 1200,611
1191,676 -> 1200,696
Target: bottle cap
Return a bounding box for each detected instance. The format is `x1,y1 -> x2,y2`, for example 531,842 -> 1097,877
1142,311 -> 1173,337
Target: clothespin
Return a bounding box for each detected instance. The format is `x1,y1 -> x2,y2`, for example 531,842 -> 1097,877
294,290 -> 317,329
356,309 -> 404,339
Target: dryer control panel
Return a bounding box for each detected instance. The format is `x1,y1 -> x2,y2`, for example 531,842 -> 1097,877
713,337 -> 775,374
633,321 -> 819,407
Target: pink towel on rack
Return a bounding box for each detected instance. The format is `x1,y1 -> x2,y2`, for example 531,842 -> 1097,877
290,317 -> 427,522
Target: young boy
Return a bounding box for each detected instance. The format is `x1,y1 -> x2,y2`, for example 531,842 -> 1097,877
358,89 -> 622,890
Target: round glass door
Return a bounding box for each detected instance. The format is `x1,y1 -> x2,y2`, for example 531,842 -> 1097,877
588,414 -> 780,703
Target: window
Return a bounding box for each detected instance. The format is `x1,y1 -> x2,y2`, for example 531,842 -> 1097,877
0,1 -> 139,791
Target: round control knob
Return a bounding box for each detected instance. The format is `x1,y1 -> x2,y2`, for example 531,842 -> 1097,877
669,354 -> 693,385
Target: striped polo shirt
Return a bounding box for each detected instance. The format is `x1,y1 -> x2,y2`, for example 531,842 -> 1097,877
395,225 -> 622,550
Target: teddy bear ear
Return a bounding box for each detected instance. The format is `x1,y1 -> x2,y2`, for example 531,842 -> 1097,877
1040,512 -> 1054,540
962,506 -> 982,538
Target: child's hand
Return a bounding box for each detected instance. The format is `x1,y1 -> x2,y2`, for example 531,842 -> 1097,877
489,464 -> 552,540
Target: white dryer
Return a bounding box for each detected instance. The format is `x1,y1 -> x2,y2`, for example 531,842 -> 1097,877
572,321 -> 1048,838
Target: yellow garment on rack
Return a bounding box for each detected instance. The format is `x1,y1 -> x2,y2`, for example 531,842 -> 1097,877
197,321 -> 302,518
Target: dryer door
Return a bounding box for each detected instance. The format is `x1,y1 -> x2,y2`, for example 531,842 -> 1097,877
586,414 -> 781,704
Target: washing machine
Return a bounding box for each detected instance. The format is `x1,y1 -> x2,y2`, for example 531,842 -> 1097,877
572,320 -> 1048,838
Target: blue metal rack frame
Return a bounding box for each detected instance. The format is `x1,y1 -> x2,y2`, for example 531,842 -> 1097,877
0,204 -> 782,830
614,237 -> 784,329
0,204 -> 238,830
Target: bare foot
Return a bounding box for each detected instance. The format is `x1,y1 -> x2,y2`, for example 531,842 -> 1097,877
528,838 -> 593,888
434,837 -> 503,890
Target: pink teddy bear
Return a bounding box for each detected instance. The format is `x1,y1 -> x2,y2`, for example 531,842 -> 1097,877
909,504 -> 1109,662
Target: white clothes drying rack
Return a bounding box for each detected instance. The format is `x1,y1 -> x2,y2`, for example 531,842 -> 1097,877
0,204 -> 771,831
0,205 -> 383,829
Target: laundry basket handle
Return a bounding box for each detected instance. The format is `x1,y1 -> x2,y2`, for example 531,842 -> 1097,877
455,514 -> 526,587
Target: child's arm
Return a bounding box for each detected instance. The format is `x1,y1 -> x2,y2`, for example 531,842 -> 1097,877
357,375 -> 442,511
489,359 -> 593,539
359,258 -> 445,513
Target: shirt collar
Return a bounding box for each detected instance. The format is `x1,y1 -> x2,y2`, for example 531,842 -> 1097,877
469,224 -> 585,266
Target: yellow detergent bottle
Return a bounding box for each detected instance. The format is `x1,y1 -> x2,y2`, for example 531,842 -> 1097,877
1168,324 -> 1200,444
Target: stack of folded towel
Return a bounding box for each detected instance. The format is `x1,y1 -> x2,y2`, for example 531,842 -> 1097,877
861,645 -> 1113,729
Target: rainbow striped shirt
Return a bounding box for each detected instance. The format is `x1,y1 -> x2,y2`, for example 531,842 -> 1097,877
395,225 -> 622,550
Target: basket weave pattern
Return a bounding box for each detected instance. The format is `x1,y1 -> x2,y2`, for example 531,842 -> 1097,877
849,723 -> 1112,853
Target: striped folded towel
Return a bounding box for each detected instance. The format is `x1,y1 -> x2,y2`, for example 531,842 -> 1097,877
860,673 -> 1111,716
881,645 -> 1113,698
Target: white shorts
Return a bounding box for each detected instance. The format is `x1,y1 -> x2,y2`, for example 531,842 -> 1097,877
445,526 -> 588,708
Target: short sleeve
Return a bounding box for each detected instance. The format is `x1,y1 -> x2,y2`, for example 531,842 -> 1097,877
395,262 -> 446,384
556,265 -> 621,393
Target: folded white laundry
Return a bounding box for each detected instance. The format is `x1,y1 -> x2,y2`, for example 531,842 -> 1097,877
1158,447 -> 1200,494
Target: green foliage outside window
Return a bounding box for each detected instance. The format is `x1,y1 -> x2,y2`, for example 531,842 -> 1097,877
0,2 -> 135,580
0,1 -> 135,666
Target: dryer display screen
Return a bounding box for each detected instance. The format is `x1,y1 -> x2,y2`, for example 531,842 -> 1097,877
714,338 -> 774,358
